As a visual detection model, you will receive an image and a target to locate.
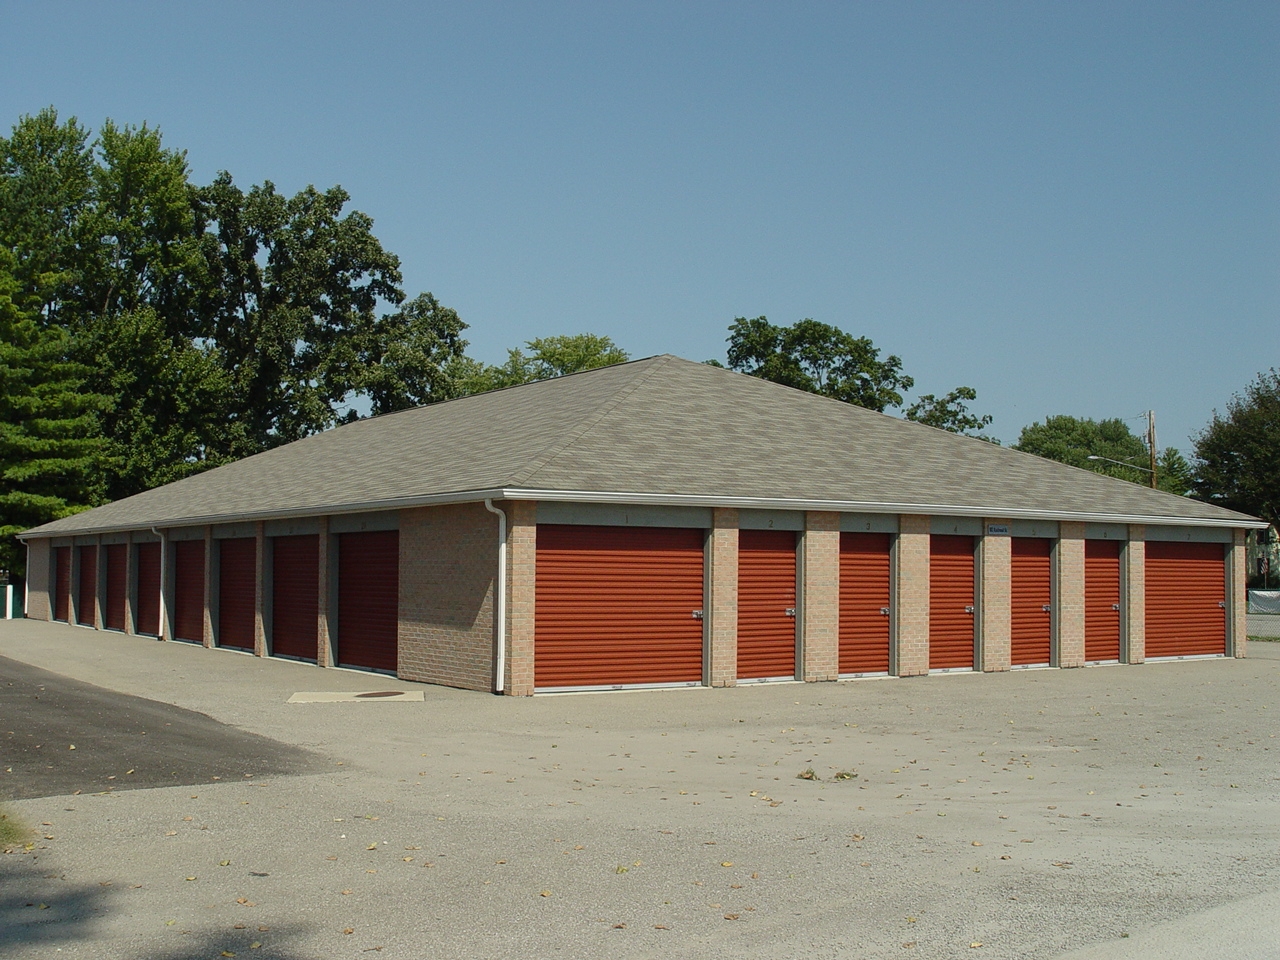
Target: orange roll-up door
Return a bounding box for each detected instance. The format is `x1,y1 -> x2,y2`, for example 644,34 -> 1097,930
76,545 -> 97,626
136,542 -> 161,636
337,531 -> 399,673
1084,540 -> 1122,662
535,525 -> 704,689
839,532 -> 891,674
1010,537 -> 1052,666
104,543 -> 127,631
272,535 -> 319,661
1145,541 -> 1226,658
929,535 -> 975,670
54,546 -> 71,622
218,538 -> 257,651
173,540 -> 205,643
738,529 -> 798,680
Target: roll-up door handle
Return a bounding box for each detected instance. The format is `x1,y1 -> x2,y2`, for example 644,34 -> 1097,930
691,609 -> 704,620
1042,604 -> 1052,612
1218,600 -> 1226,609
964,605 -> 975,615
879,607 -> 891,616
1111,603 -> 1121,611
785,607 -> 797,617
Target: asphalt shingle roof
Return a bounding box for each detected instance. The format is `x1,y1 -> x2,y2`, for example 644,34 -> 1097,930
23,354 -> 1261,537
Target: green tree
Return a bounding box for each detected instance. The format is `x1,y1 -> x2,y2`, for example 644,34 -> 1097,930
726,316 -> 913,411
196,172 -> 405,452
454,334 -> 630,394
1194,370 -> 1280,526
903,386 -> 995,437
1014,414 -> 1189,495
357,292 -> 470,414
0,108 -> 94,320
2,110 -> 453,501
0,252 -> 106,576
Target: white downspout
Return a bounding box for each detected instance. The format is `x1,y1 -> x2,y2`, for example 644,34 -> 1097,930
483,500 -> 507,694
151,527 -> 168,640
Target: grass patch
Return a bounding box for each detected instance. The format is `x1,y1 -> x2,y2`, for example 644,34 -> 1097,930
1247,635 -> 1279,643
0,806 -> 29,847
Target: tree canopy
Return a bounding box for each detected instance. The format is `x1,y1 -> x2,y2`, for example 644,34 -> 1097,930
0,108 -> 467,506
1194,369 -> 1280,526
451,334 -> 630,394
720,316 -> 993,435
1013,414 -> 1193,495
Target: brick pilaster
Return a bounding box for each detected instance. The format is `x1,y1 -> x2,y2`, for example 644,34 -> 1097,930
94,536 -> 105,630
123,533 -> 136,635
1230,529 -> 1248,659
802,511 -> 840,681
159,533 -> 173,641
980,520 -> 1012,671
253,521 -> 267,658
896,514 -> 930,676
25,538 -> 50,621
1126,526 -> 1145,663
708,507 -> 739,687
316,516 -> 332,666
1056,522 -> 1086,667
506,500 -> 537,696
202,526 -> 214,648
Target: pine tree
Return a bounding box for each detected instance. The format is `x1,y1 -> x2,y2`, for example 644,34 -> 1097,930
0,252 -> 106,577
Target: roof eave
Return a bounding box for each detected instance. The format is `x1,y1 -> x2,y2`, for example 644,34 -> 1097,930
17,486 -> 1265,539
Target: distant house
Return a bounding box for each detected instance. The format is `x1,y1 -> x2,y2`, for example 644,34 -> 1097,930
19,356 -> 1264,695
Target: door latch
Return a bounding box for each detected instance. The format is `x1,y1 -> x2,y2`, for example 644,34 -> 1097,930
879,607 -> 891,616
1111,603 -> 1121,611
1042,604 -> 1052,612
964,605 -> 975,614
784,607 -> 797,617
1218,600 -> 1226,608
691,609 -> 704,620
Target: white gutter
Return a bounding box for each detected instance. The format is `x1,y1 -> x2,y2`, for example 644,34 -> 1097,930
17,485 -> 1267,539
483,500 -> 507,694
151,527 -> 168,640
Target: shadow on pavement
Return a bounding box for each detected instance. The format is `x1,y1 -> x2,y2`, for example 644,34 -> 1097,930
1,855 -> 314,959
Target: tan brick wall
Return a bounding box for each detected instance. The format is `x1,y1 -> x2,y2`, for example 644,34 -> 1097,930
896,514 -> 930,676
1231,529 -> 1247,659
801,511 -> 840,681
25,538 -> 50,620
708,507 -> 739,687
980,521 -> 1012,672
202,528 -> 214,648
124,533 -> 136,635
1057,522 -> 1086,667
506,500 -> 536,696
254,522 -> 267,658
1126,526 -> 1145,663
92,543 -> 104,630
316,516 -> 332,666
398,502 -> 498,692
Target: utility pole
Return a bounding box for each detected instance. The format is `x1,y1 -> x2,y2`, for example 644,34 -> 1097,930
1147,410 -> 1158,489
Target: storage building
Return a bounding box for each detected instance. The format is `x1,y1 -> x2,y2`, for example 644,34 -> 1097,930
18,355 -> 1263,694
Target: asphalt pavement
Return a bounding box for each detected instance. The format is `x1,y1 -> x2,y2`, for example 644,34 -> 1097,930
1,656 -> 324,800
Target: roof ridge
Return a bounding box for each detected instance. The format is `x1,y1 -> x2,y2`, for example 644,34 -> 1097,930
508,355 -> 676,487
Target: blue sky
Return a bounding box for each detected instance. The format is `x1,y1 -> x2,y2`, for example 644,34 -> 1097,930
3,1 -> 1276,451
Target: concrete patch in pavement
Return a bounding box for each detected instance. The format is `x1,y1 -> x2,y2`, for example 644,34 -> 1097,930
286,690 -> 425,702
